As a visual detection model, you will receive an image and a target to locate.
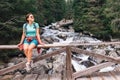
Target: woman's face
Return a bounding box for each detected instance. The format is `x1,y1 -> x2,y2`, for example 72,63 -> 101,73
27,14 -> 34,22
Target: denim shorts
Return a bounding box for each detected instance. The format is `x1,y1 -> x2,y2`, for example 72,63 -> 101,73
23,38 -> 39,46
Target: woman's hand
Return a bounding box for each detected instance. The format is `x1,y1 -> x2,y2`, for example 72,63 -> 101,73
39,42 -> 45,45
17,43 -> 23,51
17,43 -> 22,47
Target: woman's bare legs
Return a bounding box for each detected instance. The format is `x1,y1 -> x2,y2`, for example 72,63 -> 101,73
23,43 -> 35,71
23,44 -> 29,59
27,43 -> 36,63
24,43 -> 36,62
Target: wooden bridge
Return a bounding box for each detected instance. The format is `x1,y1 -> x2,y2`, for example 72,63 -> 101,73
0,41 -> 120,80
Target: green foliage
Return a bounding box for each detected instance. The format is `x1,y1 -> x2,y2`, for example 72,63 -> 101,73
73,0 -> 120,38
36,0 -> 66,25
64,0 -> 74,19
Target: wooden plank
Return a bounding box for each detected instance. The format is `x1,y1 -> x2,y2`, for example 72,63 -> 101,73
113,65 -> 120,72
75,77 -> 91,80
66,47 -> 72,80
0,61 -> 26,75
37,74 -> 48,80
101,72 -> 116,80
23,74 -> 38,80
89,74 -> 102,80
76,77 -> 89,80
71,47 -> 120,64
49,73 -> 61,80
72,62 -> 114,79
33,48 -> 66,62
110,71 -> 120,80
0,41 -> 120,49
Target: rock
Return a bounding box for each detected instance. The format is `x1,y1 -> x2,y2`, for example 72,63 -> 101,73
44,37 -> 53,43
47,62 -> 53,69
80,60 -> 95,67
72,59 -> 86,71
91,49 -> 106,63
32,65 -> 46,74
12,72 -> 24,80
10,57 -> 25,64
30,59 -> 48,74
51,22 -> 57,27
52,38 -> 59,42
116,50 -> 120,56
8,62 -> 15,67
55,24 -> 60,29
108,51 -> 118,57
99,66 -> 115,72
0,76 -> 2,79
57,34 -> 67,40
52,54 -> 66,73
115,44 -> 120,49
32,49 -> 40,58
0,65 -> 5,69
1,75 -> 14,80
68,26 -> 74,32
93,49 -> 106,55
18,54 -> 24,57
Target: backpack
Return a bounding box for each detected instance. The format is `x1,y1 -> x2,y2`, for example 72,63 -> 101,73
24,22 -> 37,31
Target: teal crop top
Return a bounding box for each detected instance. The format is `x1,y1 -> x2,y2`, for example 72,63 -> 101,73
23,22 -> 39,37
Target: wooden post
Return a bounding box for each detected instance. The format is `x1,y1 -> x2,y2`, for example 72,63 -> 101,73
66,47 -> 73,80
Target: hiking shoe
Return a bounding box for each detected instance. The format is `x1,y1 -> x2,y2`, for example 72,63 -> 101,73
30,60 -> 34,67
25,62 -> 31,72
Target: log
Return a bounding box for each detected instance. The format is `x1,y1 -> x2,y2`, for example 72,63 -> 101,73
0,41 -> 120,49
59,20 -> 73,27
71,47 -> 120,64
66,47 -> 73,80
33,48 -> 66,62
73,62 -> 114,79
23,74 -> 38,80
0,61 -> 26,75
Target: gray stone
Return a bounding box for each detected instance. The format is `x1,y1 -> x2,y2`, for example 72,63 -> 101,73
12,72 -> 24,80
108,51 -> 118,57
0,65 -> 5,69
8,63 -> 15,67
117,50 -> 120,56
57,34 -> 67,40
1,75 -> 13,80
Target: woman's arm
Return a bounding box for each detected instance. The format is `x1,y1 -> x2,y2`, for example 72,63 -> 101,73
36,28 -> 44,44
18,29 -> 26,45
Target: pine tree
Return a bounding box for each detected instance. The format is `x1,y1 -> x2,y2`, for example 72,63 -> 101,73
36,0 -> 66,25
73,0 -> 111,38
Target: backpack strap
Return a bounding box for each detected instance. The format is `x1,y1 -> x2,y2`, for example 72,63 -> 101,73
24,22 -> 37,35
33,22 -> 37,29
24,22 -> 37,30
24,23 -> 28,31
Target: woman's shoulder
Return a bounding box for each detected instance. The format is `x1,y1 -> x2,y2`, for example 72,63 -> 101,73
33,22 -> 39,25
23,23 -> 28,28
33,22 -> 39,27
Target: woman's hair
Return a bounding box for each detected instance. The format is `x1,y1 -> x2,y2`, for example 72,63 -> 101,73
25,13 -> 33,22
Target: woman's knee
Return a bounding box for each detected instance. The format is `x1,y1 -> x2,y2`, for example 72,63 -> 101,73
28,47 -> 32,52
28,44 -> 36,51
24,47 -> 28,51
24,46 -> 29,52
23,44 -> 29,51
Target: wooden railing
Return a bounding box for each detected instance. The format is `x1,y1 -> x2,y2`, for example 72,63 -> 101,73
0,41 -> 120,80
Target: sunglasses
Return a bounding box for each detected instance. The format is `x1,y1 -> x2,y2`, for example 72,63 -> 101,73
29,15 -> 34,18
